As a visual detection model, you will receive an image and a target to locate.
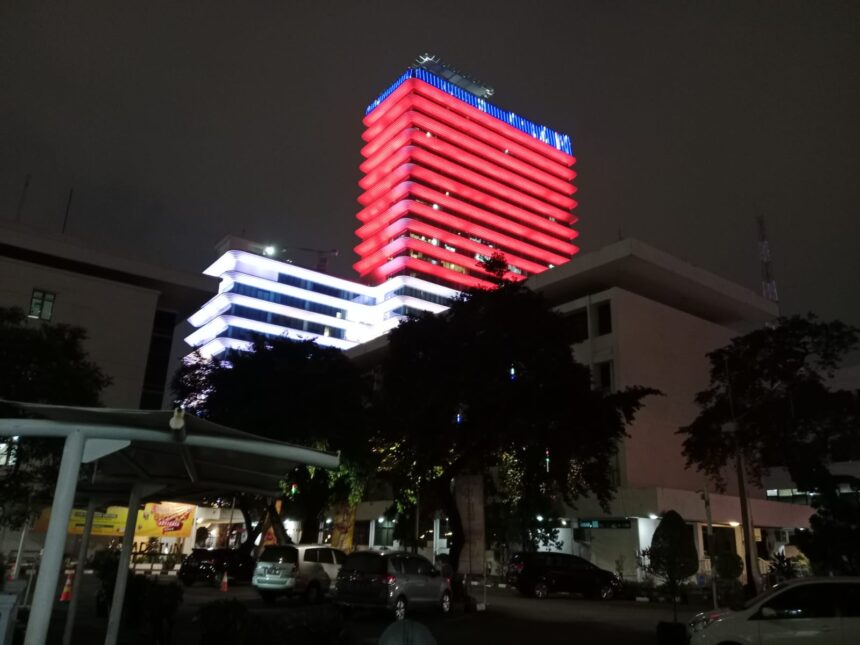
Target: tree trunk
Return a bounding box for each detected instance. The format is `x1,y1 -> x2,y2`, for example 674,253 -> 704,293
437,479 -> 465,574
236,500 -> 265,556
268,501 -> 290,544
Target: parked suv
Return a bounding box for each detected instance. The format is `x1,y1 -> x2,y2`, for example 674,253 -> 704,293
178,548 -> 254,586
506,552 -> 621,600
334,551 -> 452,620
689,577 -> 860,645
252,544 -> 345,604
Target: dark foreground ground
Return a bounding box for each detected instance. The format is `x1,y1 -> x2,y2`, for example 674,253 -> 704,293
36,573 -> 705,644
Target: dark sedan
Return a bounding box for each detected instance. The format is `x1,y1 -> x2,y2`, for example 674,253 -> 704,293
506,552 -> 621,600
178,548 -> 255,586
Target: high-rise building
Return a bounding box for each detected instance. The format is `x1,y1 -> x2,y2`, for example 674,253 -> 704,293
185,56 -> 577,357
355,54 -> 578,290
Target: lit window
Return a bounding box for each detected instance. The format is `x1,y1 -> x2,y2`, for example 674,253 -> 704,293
28,290 -> 56,321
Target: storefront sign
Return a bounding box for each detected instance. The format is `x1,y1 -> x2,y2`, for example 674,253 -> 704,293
35,502 -> 196,538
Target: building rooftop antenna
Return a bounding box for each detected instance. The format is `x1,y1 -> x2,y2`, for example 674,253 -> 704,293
757,215 -> 779,304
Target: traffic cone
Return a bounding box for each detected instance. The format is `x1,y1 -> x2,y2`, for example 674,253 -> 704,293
219,570 -> 228,592
59,572 -> 73,602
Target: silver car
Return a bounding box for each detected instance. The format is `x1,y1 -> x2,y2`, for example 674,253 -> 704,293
333,551 -> 452,620
252,544 -> 345,604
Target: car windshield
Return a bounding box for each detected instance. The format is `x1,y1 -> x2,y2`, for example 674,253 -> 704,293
342,552 -> 385,574
260,546 -> 297,564
742,581 -> 792,609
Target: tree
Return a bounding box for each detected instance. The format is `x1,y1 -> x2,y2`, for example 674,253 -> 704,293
0,307 -> 111,528
641,510 -> 698,623
373,283 -> 656,572
172,336 -> 370,546
679,314 -> 860,577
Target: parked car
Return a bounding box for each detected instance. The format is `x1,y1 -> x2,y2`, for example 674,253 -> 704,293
688,577 -> 860,645
252,544 -> 346,604
333,550 -> 452,620
178,548 -> 254,586
506,552 -> 621,600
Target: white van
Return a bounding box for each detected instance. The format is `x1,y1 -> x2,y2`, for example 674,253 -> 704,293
688,577 -> 860,644
252,544 -> 346,604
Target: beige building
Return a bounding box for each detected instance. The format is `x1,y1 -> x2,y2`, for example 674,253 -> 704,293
0,222 -> 214,408
348,238 -> 814,580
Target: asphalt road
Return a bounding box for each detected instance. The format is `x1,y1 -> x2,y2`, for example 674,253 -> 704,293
44,574 -> 705,644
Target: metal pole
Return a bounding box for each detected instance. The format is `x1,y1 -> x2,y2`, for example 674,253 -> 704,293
414,488 -> 420,554
62,499 -> 96,645
24,430 -> 85,645
700,487 -> 718,610
11,521 -> 30,579
104,484 -> 142,645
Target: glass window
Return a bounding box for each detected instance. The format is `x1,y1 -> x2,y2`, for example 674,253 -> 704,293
332,549 -> 346,565
564,309 -> 589,344
593,361 -> 614,391
352,521 -> 370,546
388,557 -> 405,574
342,552 -> 384,574
594,301 -> 612,336
304,548 -> 319,563
28,290 -> 56,321
259,546 -> 297,564
317,549 -> 334,564
404,557 -> 421,575
762,584 -> 838,619
374,521 -> 395,547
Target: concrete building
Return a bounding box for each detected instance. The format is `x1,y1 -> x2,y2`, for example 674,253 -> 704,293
347,238 -> 815,580
0,221 -> 214,408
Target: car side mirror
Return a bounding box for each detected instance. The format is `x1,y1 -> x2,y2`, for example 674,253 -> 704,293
429,568 -> 440,577
760,607 -> 777,619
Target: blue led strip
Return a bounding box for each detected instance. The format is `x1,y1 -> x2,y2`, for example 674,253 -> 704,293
365,68 -> 573,156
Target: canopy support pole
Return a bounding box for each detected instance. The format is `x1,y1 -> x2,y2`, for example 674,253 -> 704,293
104,484 -> 142,645
24,430 -> 85,645
62,498 -> 96,645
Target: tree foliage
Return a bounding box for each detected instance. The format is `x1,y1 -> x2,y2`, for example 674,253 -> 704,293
641,510 -> 698,622
373,283 -> 656,569
679,314 -> 860,493
0,307 -> 111,528
172,336 -> 370,545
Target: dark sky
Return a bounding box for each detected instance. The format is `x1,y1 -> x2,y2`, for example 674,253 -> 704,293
2,1 -> 858,325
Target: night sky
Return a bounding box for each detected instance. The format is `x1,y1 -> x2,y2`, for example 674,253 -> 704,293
2,1 -> 858,326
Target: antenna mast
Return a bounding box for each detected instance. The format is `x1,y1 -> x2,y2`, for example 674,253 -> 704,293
756,215 -> 779,304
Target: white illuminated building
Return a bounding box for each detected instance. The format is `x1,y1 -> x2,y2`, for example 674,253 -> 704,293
185,236 -> 459,358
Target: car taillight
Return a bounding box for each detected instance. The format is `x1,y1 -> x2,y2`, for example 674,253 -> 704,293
512,563 -> 524,573
383,574 -> 396,586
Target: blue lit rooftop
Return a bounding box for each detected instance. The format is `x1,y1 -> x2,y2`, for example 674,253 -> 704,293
365,67 -> 573,156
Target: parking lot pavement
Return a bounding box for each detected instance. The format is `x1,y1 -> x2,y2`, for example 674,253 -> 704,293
48,576 -> 705,644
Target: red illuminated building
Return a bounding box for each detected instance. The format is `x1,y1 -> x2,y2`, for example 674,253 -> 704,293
355,54 -> 578,291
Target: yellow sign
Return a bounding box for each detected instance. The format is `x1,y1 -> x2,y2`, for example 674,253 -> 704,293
36,502 -> 196,538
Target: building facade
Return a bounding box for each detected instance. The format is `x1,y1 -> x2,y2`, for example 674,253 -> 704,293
356,55 -> 578,290
0,222 -> 214,408
187,56 -> 578,357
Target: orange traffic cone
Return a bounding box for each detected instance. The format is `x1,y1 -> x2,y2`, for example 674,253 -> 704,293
219,570 -> 229,592
59,572 -> 73,602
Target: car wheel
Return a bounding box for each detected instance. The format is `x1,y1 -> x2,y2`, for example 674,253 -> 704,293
598,583 -> 615,601
440,590 -> 452,614
260,591 -> 276,605
394,596 -> 407,621
305,583 -> 320,604
533,581 -> 549,599
180,574 -> 195,587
